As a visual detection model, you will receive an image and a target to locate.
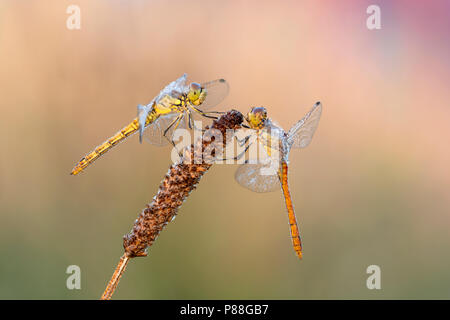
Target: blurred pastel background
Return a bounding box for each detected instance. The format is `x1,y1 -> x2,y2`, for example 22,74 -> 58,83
0,0 -> 449,299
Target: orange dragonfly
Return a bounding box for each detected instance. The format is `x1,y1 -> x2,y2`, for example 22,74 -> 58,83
70,74 -> 229,175
234,102 -> 322,258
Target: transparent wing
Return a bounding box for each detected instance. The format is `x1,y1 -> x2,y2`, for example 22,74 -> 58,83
235,162 -> 280,193
287,102 -> 322,149
138,74 -> 188,141
260,120 -> 285,153
197,79 -> 229,111
142,112 -> 188,146
154,73 -> 188,103
137,103 -> 154,142
234,136 -> 281,193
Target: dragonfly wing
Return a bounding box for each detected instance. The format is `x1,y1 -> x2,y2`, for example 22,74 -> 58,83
137,103 -> 154,142
287,102 -> 322,149
142,112 -> 188,146
235,162 -> 280,193
198,79 -> 229,111
138,74 -> 188,141
155,73 -> 188,103
139,74 -> 189,142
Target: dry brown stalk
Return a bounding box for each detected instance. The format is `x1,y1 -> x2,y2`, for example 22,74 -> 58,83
100,254 -> 129,300
100,110 -> 244,299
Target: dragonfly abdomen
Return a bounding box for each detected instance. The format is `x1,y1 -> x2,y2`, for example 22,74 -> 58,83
71,110 -> 161,175
70,109 -> 161,175
278,161 -> 303,259
71,119 -> 141,175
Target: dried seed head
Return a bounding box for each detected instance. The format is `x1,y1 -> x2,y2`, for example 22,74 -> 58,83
123,110 -> 244,257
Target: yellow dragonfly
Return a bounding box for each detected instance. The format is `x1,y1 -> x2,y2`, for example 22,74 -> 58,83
234,102 -> 322,259
70,74 -> 229,175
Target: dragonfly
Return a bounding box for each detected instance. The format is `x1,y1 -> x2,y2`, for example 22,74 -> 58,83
234,102 -> 322,259
70,74 -> 229,175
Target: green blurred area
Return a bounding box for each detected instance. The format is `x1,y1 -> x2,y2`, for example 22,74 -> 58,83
0,1 -> 449,299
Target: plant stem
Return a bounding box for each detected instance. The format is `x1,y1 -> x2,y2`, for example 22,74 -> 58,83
100,254 -> 130,300
99,110 -> 244,299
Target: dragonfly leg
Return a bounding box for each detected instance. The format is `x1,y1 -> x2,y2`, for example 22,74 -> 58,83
191,107 -> 222,119
188,112 -> 192,130
195,109 -> 224,114
163,114 -> 183,147
217,144 -> 251,162
187,110 -> 201,131
214,133 -> 253,162
236,134 -> 250,147
163,114 -> 187,158
232,144 -> 250,161
186,110 -> 212,135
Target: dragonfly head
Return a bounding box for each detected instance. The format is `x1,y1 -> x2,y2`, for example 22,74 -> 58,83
187,82 -> 207,106
246,107 -> 268,129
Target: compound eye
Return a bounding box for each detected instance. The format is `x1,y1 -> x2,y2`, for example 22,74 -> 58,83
251,107 -> 266,117
190,82 -> 201,92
